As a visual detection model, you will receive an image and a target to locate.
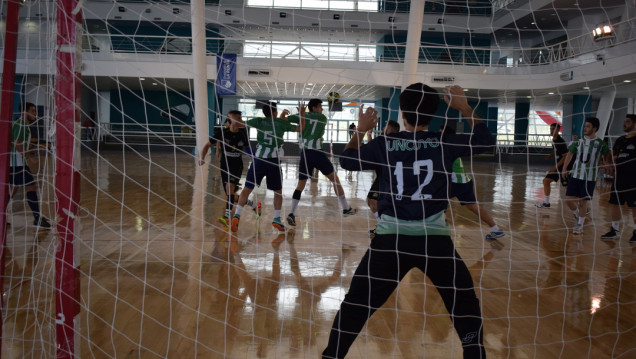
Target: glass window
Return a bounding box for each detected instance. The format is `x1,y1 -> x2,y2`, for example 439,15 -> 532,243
244,41 -> 271,58
244,41 -> 376,62
271,43 -> 301,59
329,44 -> 356,61
302,0 -> 330,9
528,107 -> 562,147
301,44 -> 329,60
274,0 -> 302,8
248,0 -> 273,6
247,0 -> 378,11
329,1 -> 355,10
237,99 -> 374,144
357,0 -> 377,11
496,105 -> 515,146
496,103 -> 562,147
359,45 -> 377,62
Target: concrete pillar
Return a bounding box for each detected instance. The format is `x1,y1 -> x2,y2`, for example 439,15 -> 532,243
97,90 -> 111,140
627,97 -> 635,113
607,98 -> 628,145
207,81 -> 217,130
572,94 -> 592,137
382,87 -> 401,126
562,97 -> 573,140
399,0 -> 425,129
219,96 -> 239,123
487,104 -> 498,137
514,102 -> 530,147
595,90 -> 616,139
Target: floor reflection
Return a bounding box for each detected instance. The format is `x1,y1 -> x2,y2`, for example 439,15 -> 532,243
2,150 -> 635,358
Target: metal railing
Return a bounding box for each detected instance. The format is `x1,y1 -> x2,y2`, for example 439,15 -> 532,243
100,123 -> 196,145
527,18 -> 636,65
496,133 -> 556,155
80,16 -> 635,67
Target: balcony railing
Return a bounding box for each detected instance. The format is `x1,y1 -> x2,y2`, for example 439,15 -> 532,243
78,17 -> 635,67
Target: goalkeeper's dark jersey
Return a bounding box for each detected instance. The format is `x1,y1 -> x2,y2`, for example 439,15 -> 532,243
340,123 -> 494,220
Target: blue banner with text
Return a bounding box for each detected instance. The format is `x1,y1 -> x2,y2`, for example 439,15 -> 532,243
216,54 -> 237,96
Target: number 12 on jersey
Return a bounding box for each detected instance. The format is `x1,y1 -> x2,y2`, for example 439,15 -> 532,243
393,160 -> 433,200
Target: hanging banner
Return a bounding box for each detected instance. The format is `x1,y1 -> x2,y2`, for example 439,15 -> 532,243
216,54 -> 237,95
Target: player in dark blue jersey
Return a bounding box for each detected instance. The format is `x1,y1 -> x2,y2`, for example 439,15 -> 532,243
322,84 -> 494,359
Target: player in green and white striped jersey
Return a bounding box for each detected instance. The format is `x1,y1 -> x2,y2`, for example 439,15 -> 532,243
562,117 -> 610,234
284,98 -> 355,227
231,102 -> 305,233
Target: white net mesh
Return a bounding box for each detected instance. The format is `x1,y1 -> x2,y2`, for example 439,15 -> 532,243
3,0 -> 636,358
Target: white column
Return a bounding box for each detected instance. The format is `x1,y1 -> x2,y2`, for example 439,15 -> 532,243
97,90 -> 111,140
607,98 -> 628,144
191,0 -> 209,151
188,0 -> 209,287
628,97 -> 635,113
595,90 -> 617,139
399,0 -> 425,129
561,97 -> 573,140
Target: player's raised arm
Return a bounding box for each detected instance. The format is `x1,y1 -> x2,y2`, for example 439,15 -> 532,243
442,85 -> 494,156
444,85 -> 483,128
295,102 -> 306,132
280,109 -> 290,121
345,104 -> 379,151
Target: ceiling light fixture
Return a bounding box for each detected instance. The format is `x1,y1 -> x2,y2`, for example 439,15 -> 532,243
592,25 -> 614,42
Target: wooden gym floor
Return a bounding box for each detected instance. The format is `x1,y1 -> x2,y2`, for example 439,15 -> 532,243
2,148 -> 635,358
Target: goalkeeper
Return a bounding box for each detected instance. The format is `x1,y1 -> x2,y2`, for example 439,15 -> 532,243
323,84 -> 493,359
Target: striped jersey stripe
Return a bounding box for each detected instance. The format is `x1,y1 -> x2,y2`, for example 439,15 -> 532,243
569,137 -> 609,181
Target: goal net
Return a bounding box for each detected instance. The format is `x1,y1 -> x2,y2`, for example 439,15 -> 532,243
2,0 -> 635,358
